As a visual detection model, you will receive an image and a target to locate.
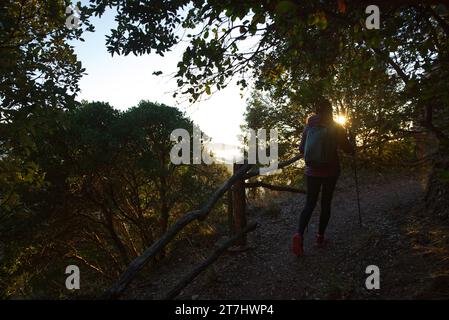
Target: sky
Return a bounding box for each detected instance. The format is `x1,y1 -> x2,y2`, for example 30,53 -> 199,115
70,4 -> 249,154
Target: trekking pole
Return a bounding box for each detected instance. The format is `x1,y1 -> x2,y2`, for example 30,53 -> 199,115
349,128 -> 362,227
353,152 -> 362,227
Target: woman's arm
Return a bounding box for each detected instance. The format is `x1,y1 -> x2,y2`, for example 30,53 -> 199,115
337,125 -> 355,155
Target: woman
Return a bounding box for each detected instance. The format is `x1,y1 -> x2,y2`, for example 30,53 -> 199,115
292,99 -> 354,257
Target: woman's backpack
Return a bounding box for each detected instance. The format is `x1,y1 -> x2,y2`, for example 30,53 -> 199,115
304,124 -> 338,167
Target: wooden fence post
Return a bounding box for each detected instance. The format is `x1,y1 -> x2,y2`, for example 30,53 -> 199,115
232,163 -> 247,247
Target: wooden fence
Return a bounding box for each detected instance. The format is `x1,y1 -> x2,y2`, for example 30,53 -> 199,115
103,155 -> 305,299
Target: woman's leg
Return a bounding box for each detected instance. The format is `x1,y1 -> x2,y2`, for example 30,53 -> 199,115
298,176 -> 322,235
318,176 -> 338,235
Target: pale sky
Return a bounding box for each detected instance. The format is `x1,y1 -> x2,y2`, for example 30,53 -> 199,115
71,4 -> 249,148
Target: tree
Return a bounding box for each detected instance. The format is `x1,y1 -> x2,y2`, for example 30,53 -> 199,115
86,0 -> 449,143
0,0 -> 93,124
0,0 -> 91,252
0,100 -> 228,298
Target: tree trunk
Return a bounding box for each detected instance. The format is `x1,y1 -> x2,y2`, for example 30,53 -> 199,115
103,207 -> 130,266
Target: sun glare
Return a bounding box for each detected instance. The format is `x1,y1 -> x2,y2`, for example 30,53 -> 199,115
335,115 -> 347,126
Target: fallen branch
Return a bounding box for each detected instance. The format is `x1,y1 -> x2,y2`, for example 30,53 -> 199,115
245,182 -> 306,194
102,163 -> 253,300
162,222 -> 258,300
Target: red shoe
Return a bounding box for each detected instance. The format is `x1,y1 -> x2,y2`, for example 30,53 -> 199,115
292,233 -> 304,257
316,234 -> 329,248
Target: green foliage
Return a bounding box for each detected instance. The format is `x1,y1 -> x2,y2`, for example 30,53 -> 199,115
0,3 -> 91,293
0,0 -> 92,121
0,100 -> 228,298
0,2 -> 230,295
85,1 -> 448,144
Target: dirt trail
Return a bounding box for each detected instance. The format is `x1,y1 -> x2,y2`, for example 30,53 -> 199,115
130,169 -> 449,299
174,172 -> 429,299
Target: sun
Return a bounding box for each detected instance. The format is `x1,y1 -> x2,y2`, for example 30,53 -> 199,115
335,115 -> 347,126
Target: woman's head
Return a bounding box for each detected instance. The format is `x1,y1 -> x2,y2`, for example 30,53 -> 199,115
315,98 -> 333,121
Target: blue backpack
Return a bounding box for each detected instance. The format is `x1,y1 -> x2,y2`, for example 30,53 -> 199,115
304,124 -> 338,167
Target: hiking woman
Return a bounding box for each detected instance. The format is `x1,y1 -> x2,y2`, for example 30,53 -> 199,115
292,99 -> 354,257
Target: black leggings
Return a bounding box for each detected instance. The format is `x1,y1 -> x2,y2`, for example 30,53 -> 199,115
298,175 -> 339,236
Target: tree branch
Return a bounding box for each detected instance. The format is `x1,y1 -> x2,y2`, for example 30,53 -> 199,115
371,47 -> 409,84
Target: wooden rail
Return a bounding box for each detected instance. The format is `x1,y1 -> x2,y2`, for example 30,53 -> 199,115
162,222 -> 258,300
103,163 -> 253,299
103,154 -> 303,299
